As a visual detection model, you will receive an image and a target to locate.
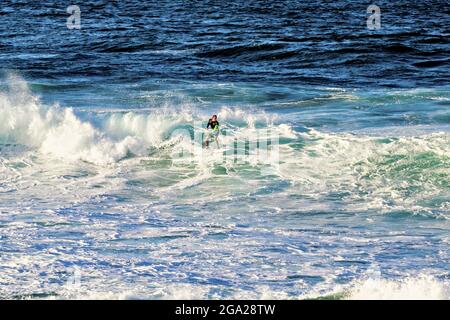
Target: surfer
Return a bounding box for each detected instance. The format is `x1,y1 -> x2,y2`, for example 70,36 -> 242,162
204,114 -> 220,148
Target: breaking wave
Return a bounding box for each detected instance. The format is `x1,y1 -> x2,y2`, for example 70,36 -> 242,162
0,76 -> 449,216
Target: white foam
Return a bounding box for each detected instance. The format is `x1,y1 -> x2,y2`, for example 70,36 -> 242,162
278,128 -> 450,214
0,75 -> 144,164
345,275 -> 450,300
0,76 -> 295,168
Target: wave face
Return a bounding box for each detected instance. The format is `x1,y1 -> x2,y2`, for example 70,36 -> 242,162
0,0 -> 449,87
0,76 -> 449,299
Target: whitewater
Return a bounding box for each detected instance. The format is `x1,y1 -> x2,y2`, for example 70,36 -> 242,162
0,75 -> 448,299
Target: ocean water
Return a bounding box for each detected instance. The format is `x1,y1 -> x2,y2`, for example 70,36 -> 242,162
0,0 -> 449,299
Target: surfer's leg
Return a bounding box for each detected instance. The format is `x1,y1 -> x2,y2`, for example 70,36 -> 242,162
215,137 -> 220,148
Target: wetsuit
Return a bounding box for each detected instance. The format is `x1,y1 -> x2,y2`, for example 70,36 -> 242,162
205,119 -> 220,146
207,120 -> 219,132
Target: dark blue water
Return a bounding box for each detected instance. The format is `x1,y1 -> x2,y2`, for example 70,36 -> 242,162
1,0 -> 449,87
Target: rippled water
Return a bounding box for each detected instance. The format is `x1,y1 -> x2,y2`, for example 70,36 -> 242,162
0,0 -> 449,299
1,0 -> 449,86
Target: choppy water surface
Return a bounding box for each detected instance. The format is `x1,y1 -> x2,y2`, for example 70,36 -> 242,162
0,0 -> 449,299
